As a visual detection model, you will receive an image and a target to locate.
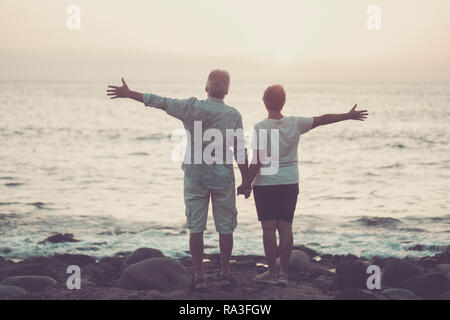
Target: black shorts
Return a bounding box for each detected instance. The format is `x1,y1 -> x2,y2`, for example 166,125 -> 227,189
253,183 -> 299,223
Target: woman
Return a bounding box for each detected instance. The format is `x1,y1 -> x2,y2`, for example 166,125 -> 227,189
237,85 -> 368,285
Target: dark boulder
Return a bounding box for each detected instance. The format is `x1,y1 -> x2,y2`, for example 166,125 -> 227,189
0,263 -> 55,280
38,233 -> 80,244
335,288 -> 377,300
437,263 -> 450,273
123,248 -> 164,269
1,276 -> 57,292
381,288 -> 418,299
0,248 -> 12,255
335,260 -> 367,290
99,256 -> 123,271
308,264 -> 335,277
84,262 -> 117,286
370,257 -> 390,269
382,258 -> 424,287
276,250 -> 310,275
398,272 -> 449,298
50,254 -> 95,266
0,285 -> 27,299
118,257 -> 191,291
292,245 -> 317,258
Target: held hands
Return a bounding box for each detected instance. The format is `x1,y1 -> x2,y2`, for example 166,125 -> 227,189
237,184 -> 252,199
107,78 -> 131,99
348,104 -> 368,121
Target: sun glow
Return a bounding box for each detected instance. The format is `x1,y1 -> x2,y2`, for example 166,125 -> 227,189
275,52 -> 293,63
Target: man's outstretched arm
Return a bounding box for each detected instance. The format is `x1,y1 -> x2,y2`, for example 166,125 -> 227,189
312,104 -> 368,129
107,78 -> 143,102
107,78 -> 195,122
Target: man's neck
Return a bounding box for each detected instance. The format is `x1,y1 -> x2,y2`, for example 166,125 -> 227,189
268,111 -> 284,119
207,95 -> 224,101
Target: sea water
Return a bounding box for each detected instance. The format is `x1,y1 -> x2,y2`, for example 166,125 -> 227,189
0,81 -> 449,259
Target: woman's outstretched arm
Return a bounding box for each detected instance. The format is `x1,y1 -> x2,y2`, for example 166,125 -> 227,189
312,104 -> 368,129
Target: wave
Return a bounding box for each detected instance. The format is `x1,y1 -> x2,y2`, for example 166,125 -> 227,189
26,202 -> 51,210
378,163 -> 403,169
403,215 -> 450,223
387,143 -> 406,149
408,244 -> 450,253
134,133 -> 168,141
353,216 -> 402,228
4,182 -> 24,187
399,227 -> 428,233
0,202 -> 19,206
128,152 -> 149,156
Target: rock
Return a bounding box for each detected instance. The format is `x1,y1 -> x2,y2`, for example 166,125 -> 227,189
335,260 -> 367,290
114,251 -> 131,259
308,264 -> 335,277
0,285 -> 27,299
231,260 -> 256,269
420,256 -> 439,268
0,263 -> 55,280
118,258 -> 191,291
437,263 -> 450,273
439,290 -> 450,299
38,233 -> 80,244
292,245 -> 317,258
50,254 -> 95,266
343,254 -> 359,261
256,264 -> 267,274
370,257 -> 390,269
1,276 -> 57,292
84,262 -> 117,286
382,258 -> 424,287
123,248 -> 164,268
408,245 -> 425,251
408,244 -> 450,253
0,248 -> 12,255
99,256 -> 123,271
81,280 -> 96,288
335,288 -> 377,300
398,272 -> 449,298
381,288 -> 418,299
276,250 -> 309,274
315,275 -> 335,285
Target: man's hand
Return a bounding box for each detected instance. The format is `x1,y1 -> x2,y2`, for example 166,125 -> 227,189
347,104 -> 368,121
237,184 -> 252,199
107,78 -> 131,99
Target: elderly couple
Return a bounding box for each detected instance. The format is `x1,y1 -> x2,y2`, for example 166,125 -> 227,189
107,70 -> 368,289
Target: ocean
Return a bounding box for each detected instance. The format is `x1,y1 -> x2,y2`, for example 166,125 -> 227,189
0,81 -> 449,259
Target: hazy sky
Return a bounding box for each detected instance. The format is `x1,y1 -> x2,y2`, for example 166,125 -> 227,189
1,0 -> 450,81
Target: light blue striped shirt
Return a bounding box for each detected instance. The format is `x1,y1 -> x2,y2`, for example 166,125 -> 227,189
143,93 -> 246,189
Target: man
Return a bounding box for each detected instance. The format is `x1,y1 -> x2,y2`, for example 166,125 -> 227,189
107,70 -> 249,289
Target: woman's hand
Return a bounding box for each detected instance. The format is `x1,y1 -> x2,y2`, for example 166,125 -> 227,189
347,104 -> 368,121
237,184 -> 252,199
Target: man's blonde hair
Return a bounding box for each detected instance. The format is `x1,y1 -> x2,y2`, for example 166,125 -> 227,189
206,69 -> 230,99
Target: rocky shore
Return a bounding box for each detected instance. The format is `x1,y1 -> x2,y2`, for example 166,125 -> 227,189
0,238 -> 449,300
